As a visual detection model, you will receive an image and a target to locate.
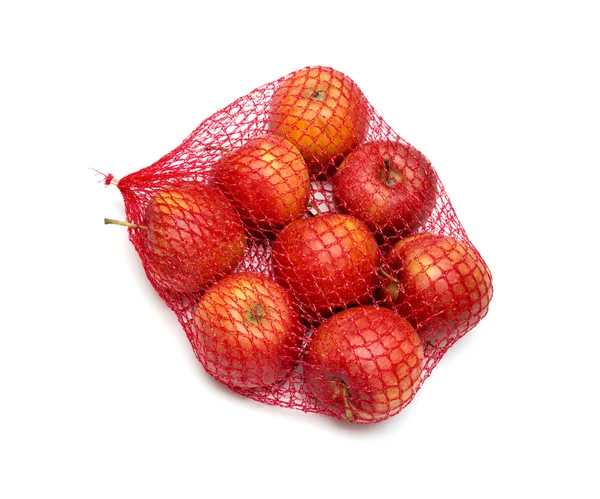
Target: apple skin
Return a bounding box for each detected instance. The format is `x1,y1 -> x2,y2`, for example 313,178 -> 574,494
271,214 -> 381,320
267,66 -> 370,177
212,134 -> 310,231
194,272 -> 304,389
303,306 -> 424,423
379,233 -> 493,343
143,183 -> 247,294
333,140 -> 438,238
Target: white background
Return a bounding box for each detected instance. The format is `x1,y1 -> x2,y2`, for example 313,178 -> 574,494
1,1 -> 598,498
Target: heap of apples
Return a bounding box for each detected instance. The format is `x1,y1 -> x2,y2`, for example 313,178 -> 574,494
105,66 -> 493,423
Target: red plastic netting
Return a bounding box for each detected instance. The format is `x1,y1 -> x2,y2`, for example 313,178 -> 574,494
104,66 -> 493,424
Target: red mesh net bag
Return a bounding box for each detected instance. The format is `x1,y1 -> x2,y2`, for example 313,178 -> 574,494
103,66 -> 493,424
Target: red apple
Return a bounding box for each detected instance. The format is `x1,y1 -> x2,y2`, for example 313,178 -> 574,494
194,272 -> 303,389
333,140 -> 438,238
268,66 -> 370,177
304,306 -> 424,423
142,183 -> 247,294
379,233 -> 493,343
271,213 -> 381,320
212,134 -> 310,231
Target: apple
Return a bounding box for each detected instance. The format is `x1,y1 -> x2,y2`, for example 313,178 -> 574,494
379,233 -> 493,343
271,213 -> 381,320
194,271 -> 303,389
303,305 -> 424,423
333,140 -> 438,238
136,183 -> 247,294
212,134 -> 311,231
267,66 -> 370,177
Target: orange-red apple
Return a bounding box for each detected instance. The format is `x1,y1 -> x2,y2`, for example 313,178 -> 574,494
379,233 -> 493,342
143,183 -> 247,293
271,213 -> 381,320
268,66 -> 370,177
212,134 -> 310,231
333,140 -> 438,238
303,306 -> 424,423
194,272 -> 303,388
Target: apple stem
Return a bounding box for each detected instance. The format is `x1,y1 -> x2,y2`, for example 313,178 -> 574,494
104,218 -> 147,230
204,145 -> 232,154
378,268 -> 399,284
384,157 -> 391,172
341,385 -> 354,422
382,157 -> 398,187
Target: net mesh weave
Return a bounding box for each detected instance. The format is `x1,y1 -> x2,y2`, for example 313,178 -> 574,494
107,66 -> 493,423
